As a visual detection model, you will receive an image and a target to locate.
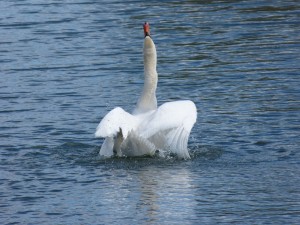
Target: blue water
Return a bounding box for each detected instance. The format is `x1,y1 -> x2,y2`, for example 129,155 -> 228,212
1,1 -> 300,224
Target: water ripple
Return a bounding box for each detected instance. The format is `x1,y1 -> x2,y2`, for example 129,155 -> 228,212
1,0 -> 299,224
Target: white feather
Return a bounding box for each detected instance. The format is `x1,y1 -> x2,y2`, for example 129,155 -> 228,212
121,131 -> 156,157
138,100 -> 197,138
95,101 -> 196,159
95,107 -> 137,139
99,137 -> 114,157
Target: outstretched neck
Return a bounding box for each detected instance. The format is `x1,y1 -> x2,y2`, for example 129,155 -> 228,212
135,36 -> 158,114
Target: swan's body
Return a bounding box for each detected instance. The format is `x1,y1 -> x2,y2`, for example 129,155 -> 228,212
95,23 -> 197,159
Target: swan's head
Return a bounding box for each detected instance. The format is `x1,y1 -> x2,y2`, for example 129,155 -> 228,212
143,22 -> 157,73
143,22 -> 156,55
143,22 -> 150,37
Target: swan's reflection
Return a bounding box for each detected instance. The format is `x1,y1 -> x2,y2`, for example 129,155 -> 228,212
136,166 -> 197,223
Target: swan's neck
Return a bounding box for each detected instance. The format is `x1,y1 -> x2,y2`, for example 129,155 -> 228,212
135,37 -> 158,114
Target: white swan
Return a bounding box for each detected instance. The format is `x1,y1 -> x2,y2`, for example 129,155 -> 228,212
95,22 -> 197,159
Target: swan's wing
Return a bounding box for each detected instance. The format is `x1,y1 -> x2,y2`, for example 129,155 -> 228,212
99,137 -> 114,157
139,100 -> 197,159
95,107 -> 136,139
140,100 -> 197,137
165,126 -> 190,159
95,107 -> 137,157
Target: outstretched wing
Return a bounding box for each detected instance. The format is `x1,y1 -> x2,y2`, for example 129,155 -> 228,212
138,100 -> 197,159
95,107 -> 138,157
95,107 -> 137,139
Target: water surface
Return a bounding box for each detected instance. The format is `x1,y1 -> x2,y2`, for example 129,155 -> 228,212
1,0 -> 299,224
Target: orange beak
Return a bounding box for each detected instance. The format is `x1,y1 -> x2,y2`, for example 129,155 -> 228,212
143,22 -> 150,37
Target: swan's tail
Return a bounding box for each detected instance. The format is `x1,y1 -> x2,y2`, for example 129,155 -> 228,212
121,131 -> 156,157
99,131 -> 157,158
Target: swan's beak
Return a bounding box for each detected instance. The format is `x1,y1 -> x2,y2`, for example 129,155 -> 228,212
143,22 -> 150,37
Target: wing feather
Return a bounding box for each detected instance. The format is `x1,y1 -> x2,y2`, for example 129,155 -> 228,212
139,100 -> 197,159
99,137 -> 114,157
166,126 -> 190,159
95,107 -> 137,139
139,100 -> 197,138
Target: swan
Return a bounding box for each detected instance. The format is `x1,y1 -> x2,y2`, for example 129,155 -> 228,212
95,22 -> 197,159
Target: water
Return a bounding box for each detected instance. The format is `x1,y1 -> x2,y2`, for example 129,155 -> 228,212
1,0 -> 299,224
